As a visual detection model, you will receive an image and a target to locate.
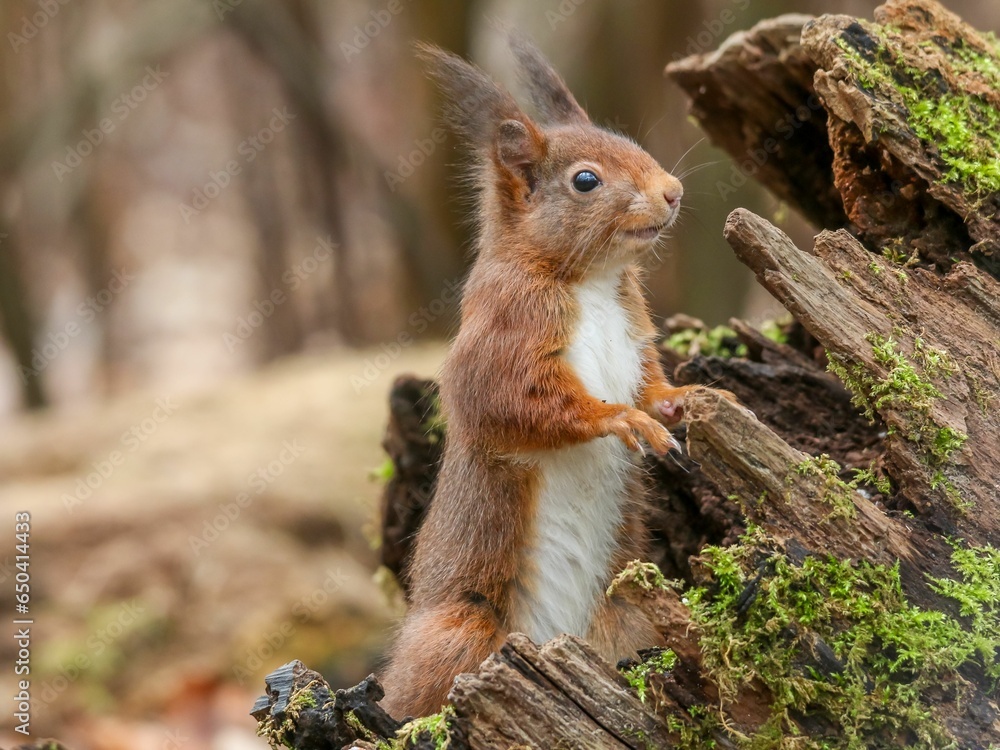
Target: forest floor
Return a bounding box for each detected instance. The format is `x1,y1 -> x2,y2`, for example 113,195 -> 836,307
0,343 -> 447,750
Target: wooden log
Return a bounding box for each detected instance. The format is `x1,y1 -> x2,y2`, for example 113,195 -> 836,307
665,0 -> 1000,274
664,15 -> 846,230
803,0 -> 1000,260
723,208 -> 1000,540
251,660 -> 402,750
379,376 -> 443,594
448,634 -> 678,749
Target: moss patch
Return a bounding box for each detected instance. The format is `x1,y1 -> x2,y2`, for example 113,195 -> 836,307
659,528 -> 1000,748
826,332 -> 967,508
665,325 -> 748,359
608,559 -> 682,597
622,648 -> 678,704
836,24 -> 1000,198
396,707 -> 454,749
791,454 -> 858,520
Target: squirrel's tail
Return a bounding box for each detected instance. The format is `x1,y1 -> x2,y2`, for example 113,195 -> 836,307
380,601 -> 502,720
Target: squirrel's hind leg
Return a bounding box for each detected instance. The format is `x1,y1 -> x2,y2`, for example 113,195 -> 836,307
380,602 -> 503,720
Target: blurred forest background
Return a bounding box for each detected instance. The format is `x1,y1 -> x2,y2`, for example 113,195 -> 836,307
0,1 -> 996,749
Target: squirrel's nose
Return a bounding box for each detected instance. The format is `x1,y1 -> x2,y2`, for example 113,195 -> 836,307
662,176 -> 683,209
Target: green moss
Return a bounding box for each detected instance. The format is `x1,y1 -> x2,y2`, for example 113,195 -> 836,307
665,325 -> 748,359
760,318 -> 791,346
791,455 -> 857,520
912,337 -> 956,379
881,240 -> 912,266
258,682 -> 325,749
291,688 -> 318,710
396,706 -> 454,749
837,27 -> 1000,197
608,559 -> 683,596
851,465 -> 892,497
623,648 -> 678,703
369,457 -> 396,483
425,394 -> 447,444
929,541 -> 1000,680
969,373 -> 996,414
866,333 -> 943,411
828,336 -> 933,419
346,710 -> 372,739
667,704 -> 722,749
826,334 -> 967,498
675,529 -> 1000,748
909,94 -> 1000,194
929,425 -> 967,463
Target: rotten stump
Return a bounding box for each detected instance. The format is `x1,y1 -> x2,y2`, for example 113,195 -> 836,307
254,1 -> 1000,747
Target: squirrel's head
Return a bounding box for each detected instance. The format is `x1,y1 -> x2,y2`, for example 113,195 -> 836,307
417,33 -> 682,278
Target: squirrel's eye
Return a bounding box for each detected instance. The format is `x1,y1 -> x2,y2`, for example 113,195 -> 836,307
572,170 -> 601,193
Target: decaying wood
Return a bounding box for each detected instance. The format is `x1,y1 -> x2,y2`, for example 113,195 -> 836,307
666,0 -> 1000,271
664,15 -> 846,230
724,209 -> 1000,537
379,376 -> 442,592
448,634 -> 681,749
252,660 -> 402,750
256,1 -> 1000,747
804,1 -> 1000,260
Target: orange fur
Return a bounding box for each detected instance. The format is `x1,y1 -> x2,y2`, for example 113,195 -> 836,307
382,34 -> 711,718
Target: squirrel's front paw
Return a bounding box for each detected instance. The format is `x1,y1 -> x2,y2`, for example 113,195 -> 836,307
653,386 -> 741,426
606,408 -> 680,456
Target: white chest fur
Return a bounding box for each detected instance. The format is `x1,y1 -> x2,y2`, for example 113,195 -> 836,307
517,268 -> 645,643
564,270 -> 645,404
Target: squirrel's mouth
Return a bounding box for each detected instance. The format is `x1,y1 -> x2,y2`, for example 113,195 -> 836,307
625,223 -> 667,241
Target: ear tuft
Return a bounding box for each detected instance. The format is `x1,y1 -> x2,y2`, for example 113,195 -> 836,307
507,31 -> 589,125
496,119 -> 544,192
416,41 -> 532,153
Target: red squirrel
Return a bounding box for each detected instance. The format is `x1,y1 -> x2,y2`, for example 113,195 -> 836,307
381,34 -> 719,718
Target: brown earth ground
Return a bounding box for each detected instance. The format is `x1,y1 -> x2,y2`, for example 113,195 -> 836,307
0,344 -> 447,750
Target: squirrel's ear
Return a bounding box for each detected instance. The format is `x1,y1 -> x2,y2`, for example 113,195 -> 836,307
496,119 -> 545,192
416,42 -> 534,150
508,31 -> 589,125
